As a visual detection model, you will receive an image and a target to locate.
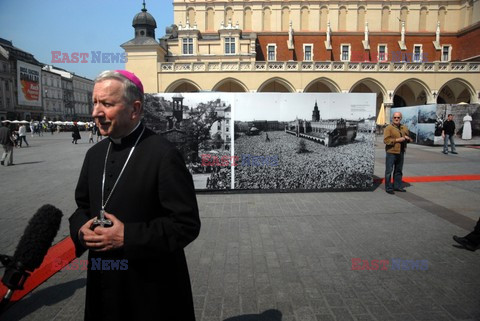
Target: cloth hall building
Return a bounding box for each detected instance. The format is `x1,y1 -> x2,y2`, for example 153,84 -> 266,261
122,0 -> 480,123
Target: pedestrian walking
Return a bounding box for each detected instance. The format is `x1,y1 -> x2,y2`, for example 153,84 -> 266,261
0,122 -> 15,166
453,217 -> 480,251
88,127 -> 94,143
72,123 -> 81,144
18,124 -> 29,147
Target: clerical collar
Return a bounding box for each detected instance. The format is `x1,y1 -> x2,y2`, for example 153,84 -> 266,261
109,122 -> 142,145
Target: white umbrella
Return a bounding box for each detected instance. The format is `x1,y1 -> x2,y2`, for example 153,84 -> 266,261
11,120 -> 20,124
19,120 -> 30,124
77,121 -> 86,126
53,121 -> 64,125
1,120 -> 11,123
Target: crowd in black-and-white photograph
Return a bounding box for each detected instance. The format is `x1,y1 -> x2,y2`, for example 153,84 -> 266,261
234,131 -> 375,190
142,92 -> 377,191
233,93 -> 376,191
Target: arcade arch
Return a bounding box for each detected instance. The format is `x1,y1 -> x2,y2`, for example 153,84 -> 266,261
393,79 -> 431,107
257,78 -> 295,93
165,79 -> 201,93
304,78 -> 341,93
212,78 -> 248,92
437,79 -> 476,104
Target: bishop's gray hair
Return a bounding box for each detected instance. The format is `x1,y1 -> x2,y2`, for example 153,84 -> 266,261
94,70 -> 144,106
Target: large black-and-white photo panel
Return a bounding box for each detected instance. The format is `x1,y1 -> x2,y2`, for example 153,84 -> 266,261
417,104 -> 437,146
233,93 -> 376,191
143,93 -> 234,190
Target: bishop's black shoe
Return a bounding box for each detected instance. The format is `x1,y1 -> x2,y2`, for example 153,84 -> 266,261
453,235 -> 478,251
386,190 -> 395,195
394,188 -> 406,192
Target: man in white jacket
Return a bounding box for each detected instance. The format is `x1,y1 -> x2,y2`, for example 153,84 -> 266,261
18,124 -> 29,147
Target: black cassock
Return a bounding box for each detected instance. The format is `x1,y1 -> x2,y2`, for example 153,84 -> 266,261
69,124 -> 201,321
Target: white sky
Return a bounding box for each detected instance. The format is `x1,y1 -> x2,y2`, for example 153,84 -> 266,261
155,93 -> 376,121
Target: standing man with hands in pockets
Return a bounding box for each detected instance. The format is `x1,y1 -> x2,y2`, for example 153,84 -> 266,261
69,70 -> 201,321
442,113 -> 457,154
383,112 -> 412,194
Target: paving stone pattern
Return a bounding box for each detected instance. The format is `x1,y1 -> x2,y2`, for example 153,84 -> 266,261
0,133 -> 479,320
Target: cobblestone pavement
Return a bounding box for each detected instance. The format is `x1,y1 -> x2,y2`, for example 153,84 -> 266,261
1,133 -> 479,321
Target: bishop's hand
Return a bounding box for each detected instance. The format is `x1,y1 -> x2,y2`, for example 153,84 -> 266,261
83,212 -> 125,251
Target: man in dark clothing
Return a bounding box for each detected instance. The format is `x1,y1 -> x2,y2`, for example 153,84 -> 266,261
442,114 -> 457,154
69,70 -> 201,321
0,122 -> 14,166
453,217 -> 480,251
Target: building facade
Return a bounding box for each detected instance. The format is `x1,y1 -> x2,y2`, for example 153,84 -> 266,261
0,46 -> 15,121
122,0 -> 480,124
0,38 -> 94,121
41,69 -> 63,120
72,75 -> 94,121
0,38 -> 44,121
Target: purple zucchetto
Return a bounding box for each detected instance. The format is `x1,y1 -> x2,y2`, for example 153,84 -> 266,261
114,70 -> 144,95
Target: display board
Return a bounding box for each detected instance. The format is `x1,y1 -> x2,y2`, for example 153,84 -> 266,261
144,93 -> 377,192
391,104 -> 479,146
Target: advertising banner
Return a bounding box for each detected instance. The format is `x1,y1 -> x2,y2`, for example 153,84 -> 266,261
143,93 -> 376,192
17,61 -> 42,107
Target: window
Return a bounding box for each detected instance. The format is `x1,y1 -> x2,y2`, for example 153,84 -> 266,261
182,38 -> 194,55
442,45 -> 451,62
341,45 -> 350,61
304,44 -> 313,61
378,45 -> 387,62
225,37 -> 235,55
5,81 -> 9,91
267,44 -> 276,61
413,45 -> 422,62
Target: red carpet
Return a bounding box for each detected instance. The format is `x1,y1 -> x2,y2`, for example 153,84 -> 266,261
374,174 -> 480,183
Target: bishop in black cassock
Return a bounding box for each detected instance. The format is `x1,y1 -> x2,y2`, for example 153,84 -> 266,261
69,70 -> 200,321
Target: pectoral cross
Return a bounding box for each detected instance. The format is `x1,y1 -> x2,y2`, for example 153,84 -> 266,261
93,209 -> 113,228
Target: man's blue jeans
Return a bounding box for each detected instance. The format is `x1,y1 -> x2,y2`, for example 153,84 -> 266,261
443,134 -> 456,153
385,152 -> 404,191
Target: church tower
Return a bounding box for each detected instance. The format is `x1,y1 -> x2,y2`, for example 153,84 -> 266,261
132,0 -> 156,39
121,1 -> 166,93
312,100 -> 320,122
172,93 -> 184,127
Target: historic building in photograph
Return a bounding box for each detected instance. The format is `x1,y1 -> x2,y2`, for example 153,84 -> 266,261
123,0 -> 480,123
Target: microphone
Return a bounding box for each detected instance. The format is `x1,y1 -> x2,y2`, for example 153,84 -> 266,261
0,204 -> 62,313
